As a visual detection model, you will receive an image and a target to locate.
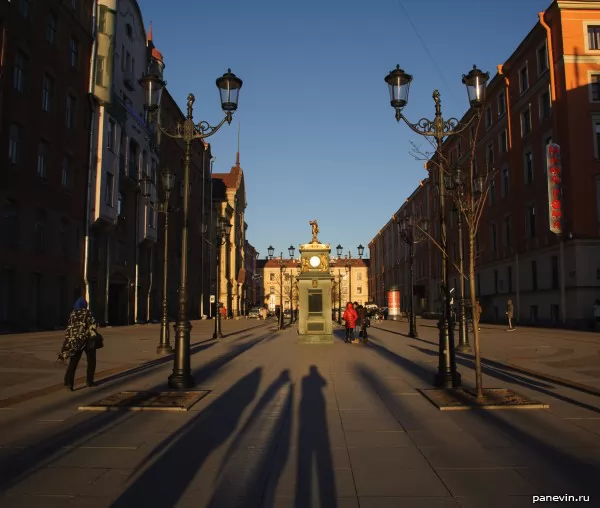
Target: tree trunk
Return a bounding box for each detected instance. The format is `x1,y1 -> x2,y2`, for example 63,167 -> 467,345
469,232 -> 484,403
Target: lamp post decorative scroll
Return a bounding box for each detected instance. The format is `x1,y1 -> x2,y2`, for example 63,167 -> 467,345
384,63 -> 489,389
393,213 -> 428,339
141,168 -> 178,355
140,65 -> 242,389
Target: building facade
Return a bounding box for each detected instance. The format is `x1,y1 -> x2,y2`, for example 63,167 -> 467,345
369,0 -> 600,328
0,0 -> 94,331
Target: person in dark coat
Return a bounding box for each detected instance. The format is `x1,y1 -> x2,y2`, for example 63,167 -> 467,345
357,305 -> 369,343
342,301 -> 358,344
58,297 -> 98,391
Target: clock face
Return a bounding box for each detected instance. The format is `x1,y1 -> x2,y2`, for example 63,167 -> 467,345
309,255 -> 321,268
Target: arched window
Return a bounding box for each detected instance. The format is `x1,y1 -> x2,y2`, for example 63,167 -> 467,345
1,199 -> 19,249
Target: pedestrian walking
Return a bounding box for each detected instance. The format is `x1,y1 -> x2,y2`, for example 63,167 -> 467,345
506,299 -> 515,331
342,301 -> 358,343
58,297 -> 101,391
353,302 -> 360,338
357,304 -> 369,343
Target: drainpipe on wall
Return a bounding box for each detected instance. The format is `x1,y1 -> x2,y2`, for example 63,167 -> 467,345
84,0 -> 99,306
539,10 -> 567,324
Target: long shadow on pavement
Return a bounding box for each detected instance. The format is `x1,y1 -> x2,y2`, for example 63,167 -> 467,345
367,339 -> 435,386
204,371 -> 294,508
409,344 -> 600,415
110,368 -> 263,507
0,331 -> 273,494
356,363 -> 600,498
294,365 -> 337,508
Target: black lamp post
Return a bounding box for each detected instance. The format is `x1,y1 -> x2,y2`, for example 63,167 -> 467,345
394,213 -> 428,338
288,245 -> 295,324
384,63 -> 489,388
141,168 -> 177,355
141,62 -> 242,389
213,216 -> 232,339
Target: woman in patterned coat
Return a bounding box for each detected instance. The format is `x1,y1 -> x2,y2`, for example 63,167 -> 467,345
58,297 -> 98,391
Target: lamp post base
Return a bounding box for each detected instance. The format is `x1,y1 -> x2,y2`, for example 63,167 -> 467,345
156,344 -> 174,355
434,370 -> 462,388
408,329 -> 419,339
436,318 -> 462,388
167,371 -> 196,389
213,332 -> 223,339
455,343 -> 472,353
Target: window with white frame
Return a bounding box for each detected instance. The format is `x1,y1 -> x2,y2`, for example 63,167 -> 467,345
357,272 -> 362,281
13,50 -> 27,92
95,56 -> 105,87
501,166 -> 509,198
521,108 -> 531,136
270,273 -> 275,281
8,124 -> 21,165
499,129 -> 508,153
62,157 -> 71,187
107,119 -> 115,150
525,205 -> 536,238
498,90 -> 506,117
37,141 -> 48,179
42,74 -> 53,112
503,215 -> 512,246
524,150 -> 534,184
588,25 -> 600,50
540,89 -> 551,119
519,65 -> 529,93
591,74 -> 600,101
537,41 -> 548,75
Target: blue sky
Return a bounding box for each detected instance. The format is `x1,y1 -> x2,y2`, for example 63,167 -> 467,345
139,0 -> 549,259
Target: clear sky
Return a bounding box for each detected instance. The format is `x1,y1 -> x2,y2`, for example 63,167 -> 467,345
139,0 -> 549,260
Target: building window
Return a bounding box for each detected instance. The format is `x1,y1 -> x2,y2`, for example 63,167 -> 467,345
126,23 -> 133,38
42,74 -> 53,112
357,272 -> 362,281
117,192 -> 124,216
486,142 -> 494,165
485,106 -> 492,129
588,25 -> 600,50
499,129 -> 508,153
551,255 -> 559,289
501,167 -> 509,198
489,178 -> 495,207
524,151 -> 534,184
66,95 -> 76,128
591,74 -> 600,102
37,142 -> 48,180
8,124 -> 21,165
105,173 -> 114,206
540,89 -> 551,118
107,120 -> 115,151
537,42 -> 548,74
521,108 -> 531,136
270,286 -> 274,295
526,206 -> 536,238
95,56 -> 105,87
595,119 -> 600,158
98,5 -> 108,33
498,91 -> 506,117
596,176 -> 600,222
519,65 -> 529,93
62,157 -> 71,188
13,50 -> 27,92
507,266 -> 513,293
69,37 -> 79,68
357,286 -> 362,294
531,260 -> 538,290
270,273 -> 275,281
491,224 -> 497,252
494,270 -> 499,293
503,215 -> 511,247
46,13 -> 57,44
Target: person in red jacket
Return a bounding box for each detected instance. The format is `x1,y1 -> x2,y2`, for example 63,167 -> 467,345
342,301 -> 358,343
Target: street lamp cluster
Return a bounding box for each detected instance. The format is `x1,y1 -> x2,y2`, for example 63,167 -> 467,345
393,214 -> 428,339
267,245 -> 296,330
139,62 -> 243,389
384,63 -> 489,389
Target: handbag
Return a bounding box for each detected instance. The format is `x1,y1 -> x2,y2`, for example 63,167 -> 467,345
88,328 -> 104,349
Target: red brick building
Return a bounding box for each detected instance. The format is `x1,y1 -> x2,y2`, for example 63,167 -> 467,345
0,0 -> 94,331
370,0 -> 600,327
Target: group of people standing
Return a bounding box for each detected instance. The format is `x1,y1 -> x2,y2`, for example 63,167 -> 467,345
342,301 -> 370,344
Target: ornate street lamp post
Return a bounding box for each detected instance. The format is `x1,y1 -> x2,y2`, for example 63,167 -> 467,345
393,213 -> 428,338
288,245 -> 295,324
384,63 -> 489,388
141,168 -> 177,355
141,65 -> 242,389
213,216 -> 232,339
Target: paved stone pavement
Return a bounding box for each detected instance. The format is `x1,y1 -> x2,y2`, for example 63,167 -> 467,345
0,318 -> 598,507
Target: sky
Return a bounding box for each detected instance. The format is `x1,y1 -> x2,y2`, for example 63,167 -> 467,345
138,0 -> 550,260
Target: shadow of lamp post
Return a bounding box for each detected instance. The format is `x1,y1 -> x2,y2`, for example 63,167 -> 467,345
141,167 -> 177,355
213,216 -> 232,339
384,63 -> 488,388
140,60 -> 242,389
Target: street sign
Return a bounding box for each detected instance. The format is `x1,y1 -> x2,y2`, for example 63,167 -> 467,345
210,295 -> 215,303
